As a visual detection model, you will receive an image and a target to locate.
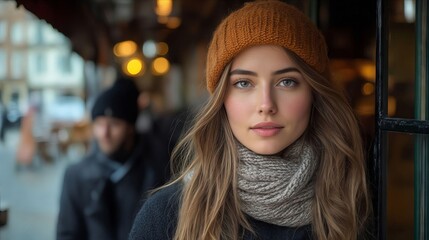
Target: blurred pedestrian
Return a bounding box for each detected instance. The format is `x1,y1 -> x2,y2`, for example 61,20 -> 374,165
57,77 -> 170,240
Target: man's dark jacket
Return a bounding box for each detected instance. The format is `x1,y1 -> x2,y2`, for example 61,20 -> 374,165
57,133 -> 170,240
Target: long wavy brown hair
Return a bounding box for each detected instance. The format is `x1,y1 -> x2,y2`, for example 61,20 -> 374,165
167,48 -> 372,240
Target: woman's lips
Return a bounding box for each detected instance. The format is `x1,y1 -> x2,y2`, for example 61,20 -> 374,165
250,122 -> 283,137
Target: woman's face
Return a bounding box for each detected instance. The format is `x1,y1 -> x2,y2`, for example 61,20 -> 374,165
224,45 -> 313,155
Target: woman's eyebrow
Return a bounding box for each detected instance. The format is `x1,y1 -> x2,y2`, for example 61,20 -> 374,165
229,67 -> 300,77
229,69 -> 257,76
272,67 -> 300,75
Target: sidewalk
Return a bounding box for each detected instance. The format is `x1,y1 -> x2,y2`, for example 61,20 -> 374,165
0,129 -> 78,240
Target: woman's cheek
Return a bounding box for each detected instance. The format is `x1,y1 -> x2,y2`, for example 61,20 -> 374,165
283,94 -> 312,120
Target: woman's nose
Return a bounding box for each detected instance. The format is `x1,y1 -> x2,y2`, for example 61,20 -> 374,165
258,86 -> 277,115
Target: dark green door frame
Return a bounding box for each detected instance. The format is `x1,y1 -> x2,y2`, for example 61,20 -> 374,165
375,0 -> 429,239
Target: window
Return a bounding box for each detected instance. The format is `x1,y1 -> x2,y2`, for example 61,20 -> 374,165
0,21 -> 6,43
0,50 -> 6,79
11,21 -> 24,45
27,22 -> 39,45
11,52 -> 24,79
35,52 -> 46,74
58,52 -> 72,73
35,22 -> 44,44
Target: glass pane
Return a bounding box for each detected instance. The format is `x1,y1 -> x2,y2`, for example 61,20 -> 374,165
316,0 -> 376,156
388,0 -> 416,119
415,0 -> 428,121
35,52 -> 46,74
414,134 -> 429,239
11,51 -> 24,79
11,21 -> 24,45
0,50 -> 6,79
57,52 -> 72,73
387,132 -> 414,239
0,21 -> 6,43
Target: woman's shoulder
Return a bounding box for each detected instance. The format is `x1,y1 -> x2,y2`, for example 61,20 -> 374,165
129,182 -> 182,240
145,182 -> 182,210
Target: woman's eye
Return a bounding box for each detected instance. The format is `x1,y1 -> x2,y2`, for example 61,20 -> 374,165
278,78 -> 297,88
233,80 -> 251,88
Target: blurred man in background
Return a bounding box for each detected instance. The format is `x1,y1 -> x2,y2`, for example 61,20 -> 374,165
56,77 -> 170,240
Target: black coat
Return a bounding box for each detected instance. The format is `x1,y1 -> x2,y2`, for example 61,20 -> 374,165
129,183 -> 313,240
57,134 -> 170,240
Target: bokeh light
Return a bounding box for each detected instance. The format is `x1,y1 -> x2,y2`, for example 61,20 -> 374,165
152,57 -> 170,75
166,17 -> 181,29
155,0 -> 172,16
113,40 -> 137,57
123,58 -> 144,76
362,82 -> 375,95
143,40 -> 157,58
157,42 -> 169,55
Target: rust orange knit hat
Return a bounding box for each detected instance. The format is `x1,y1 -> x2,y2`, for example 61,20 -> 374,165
206,0 -> 329,93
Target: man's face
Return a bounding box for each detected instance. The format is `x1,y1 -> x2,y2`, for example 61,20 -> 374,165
92,116 -> 133,155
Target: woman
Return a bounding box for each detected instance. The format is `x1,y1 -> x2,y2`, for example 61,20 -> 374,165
129,1 -> 372,239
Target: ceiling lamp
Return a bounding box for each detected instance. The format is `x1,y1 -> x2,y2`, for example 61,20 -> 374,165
155,0 -> 172,17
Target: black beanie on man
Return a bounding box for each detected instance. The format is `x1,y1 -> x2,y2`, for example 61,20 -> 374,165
91,77 -> 140,124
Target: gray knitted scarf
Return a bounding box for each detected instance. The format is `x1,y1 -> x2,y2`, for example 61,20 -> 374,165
237,141 -> 317,227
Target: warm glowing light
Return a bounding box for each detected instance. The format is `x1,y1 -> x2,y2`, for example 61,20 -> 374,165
359,63 -> 375,82
155,0 -> 172,16
362,82 -> 375,96
157,16 -> 169,24
152,57 -> 170,75
388,96 -> 397,116
157,42 -> 169,55
355,97 -> 374,116
113,40 -> 137,57
123,58 -> 144,76
166,17 -> 181,29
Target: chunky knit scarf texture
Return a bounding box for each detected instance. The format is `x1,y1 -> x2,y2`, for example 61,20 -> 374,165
237,142 -> 317,227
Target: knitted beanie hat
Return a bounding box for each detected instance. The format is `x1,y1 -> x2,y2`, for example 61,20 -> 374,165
206,0 -> 329,93
91,77 -> 140,124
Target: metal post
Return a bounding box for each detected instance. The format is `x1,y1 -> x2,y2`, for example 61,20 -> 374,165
414,0 -> 429,239
375,0 -> 388,238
